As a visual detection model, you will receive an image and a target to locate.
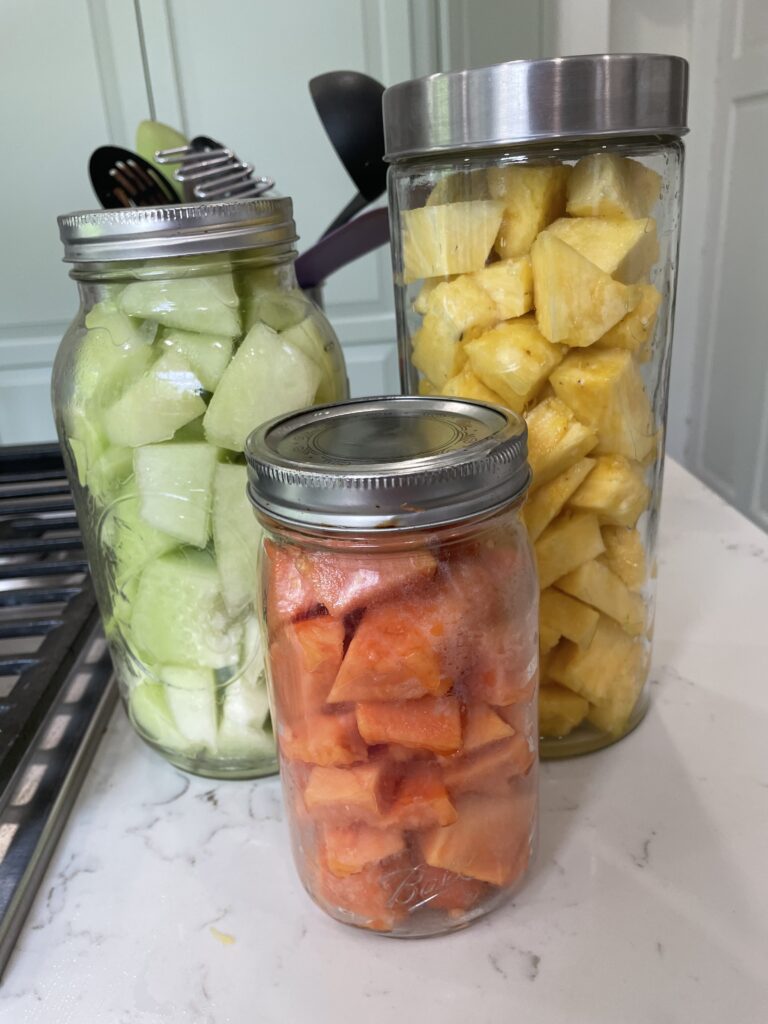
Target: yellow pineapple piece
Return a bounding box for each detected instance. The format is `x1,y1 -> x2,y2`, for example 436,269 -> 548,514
540,588 -> 600,648
427,170 -> 489,206
418,378 -> 438,396
464,316 -> 564,414
567,153 -> 662,220
539,683 -> 589,738
413,277 -> 452,315
599,526 -> 646,591
402,200 -> 505,282
442,365 -> 505,405
545,216 -> 659,284
569,454 -> 650,528
549,349 -> 655,461
411,276 -> 498,386
540,625 -> 560,657
471,256 -> 533,320
555,559 -> 646,636
412,313 -> 467,387
532,233 -> 640,346
549,615 -> 645,711
535,511 -> 605,590
523,457 -> 595,541
488,164 -> 571,258
594,284 -> 661,360
525,397 -> 598,490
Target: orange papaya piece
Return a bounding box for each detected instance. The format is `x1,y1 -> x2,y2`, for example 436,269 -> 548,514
306,548 -> 438,616
496,696 -> 538,744
420,793 -> 532,887
311,852 -> 410,932
441,734 -> 534,796
356,696 -> 462,755
462,703 -> 515,753
385,744 -> 435,763
280,711 -> 367,767
269,616 -> 345,723
383,763 -> 457,830
303,760 -> 394,825
264,540 -> 319,632
465,620 -> 536,706
321,824 -> 405,878
412,865 -> 488,914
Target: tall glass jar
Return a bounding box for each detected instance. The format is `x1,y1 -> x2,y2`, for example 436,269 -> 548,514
246,396 -> 538,936
383,54 -> 688,757
52,199 -> 349,778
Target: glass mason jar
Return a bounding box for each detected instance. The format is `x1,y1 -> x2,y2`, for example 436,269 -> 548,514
246,396 -> 538,936
383,55 -> 689,757
52,198 -> 349,779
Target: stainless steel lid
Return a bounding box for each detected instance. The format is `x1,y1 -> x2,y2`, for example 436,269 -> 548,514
245,396 -> 529,533
383,53 -> 689,160
57,196 -> 297,262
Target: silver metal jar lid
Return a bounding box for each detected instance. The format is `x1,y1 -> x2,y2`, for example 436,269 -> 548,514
245,396 -> 530,533
57,196 -> 297,262
383,53 -> 689,161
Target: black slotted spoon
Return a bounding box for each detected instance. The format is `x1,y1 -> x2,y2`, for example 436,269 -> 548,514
89,146 -> 179,208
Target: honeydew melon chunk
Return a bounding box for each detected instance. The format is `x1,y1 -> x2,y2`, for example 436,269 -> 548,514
135,441 -> 218,548
159,328 -> 234,391
86,445 -> 134,505
129,550 -> 241,669
102,352 -> 206,447
203,322 -> 322,452
212,462 -> 262,614
129,682 -> 188,751
280,317 -> 339,404
119,273 -> 241,337
101,486 -> 179,592
160,665 -> 218,751
217,623 -> 272,757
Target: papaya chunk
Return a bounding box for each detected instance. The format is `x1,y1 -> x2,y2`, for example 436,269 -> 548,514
414,866 -> 488,914
269,616 -> 345,724
312,852 -> 410,932
441,734 -> 533,796
356,696 -> 462,755
383,763 -> 457,830
280,711 -> 367,767
264,540 -> 319,632
303,761 -> 393,825
465,620 -> 537,706
322,824 -> 405,878
420,794 -> 532,886
306,549 -> 438,616
462,703 -> 515,753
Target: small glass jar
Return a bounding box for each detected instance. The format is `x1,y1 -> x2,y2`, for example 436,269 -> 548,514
52,198 -> 348,778
246,396 -> 538,936
383,55 -> 688,756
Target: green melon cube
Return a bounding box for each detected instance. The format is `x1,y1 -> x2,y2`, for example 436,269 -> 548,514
161,665 -> 218,751
159,328 -> 234,391
135,442 -> 219,548
212,462 -> 262,614
129,682 -> 188,751
119,274 -> 241,337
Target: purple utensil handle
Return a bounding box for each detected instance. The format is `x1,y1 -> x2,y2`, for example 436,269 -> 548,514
295,207 -> 390,289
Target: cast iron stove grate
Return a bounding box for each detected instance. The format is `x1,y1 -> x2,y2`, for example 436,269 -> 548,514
0,443 -> 115,977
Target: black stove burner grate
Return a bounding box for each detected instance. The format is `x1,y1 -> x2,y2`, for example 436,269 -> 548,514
0,443 -> 116,977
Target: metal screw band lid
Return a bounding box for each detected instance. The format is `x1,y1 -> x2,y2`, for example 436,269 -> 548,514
383,53 -> 689,161
245,396 -> 530,533
57,196 -> 297,262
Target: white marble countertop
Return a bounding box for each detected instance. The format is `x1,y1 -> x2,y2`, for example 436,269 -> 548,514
1,460 -> 767,1024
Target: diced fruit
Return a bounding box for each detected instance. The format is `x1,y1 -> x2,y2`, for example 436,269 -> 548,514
566,153 -> 662,220
412,277 -> 452,315
487,164 -> 571,258
525,397 -> 598,490
280,317 -> 340,404
550,349 -> 655,460
462,704 -> 515,753
303,761 -> 393,825
401,200 -> 505,282
281,712 -> 367,767
586,666 -> 646,736
427,170 -> 489,206
203,322 -> 321,452
101,486 -> 178,590
311,854 -> 406,931
538,683 -> 589,737
102,352 -> 206,447
264,541 -> 320,631
465,619 -> 536,706
384,763 -> 457,829
217,672 -> 273,758
470,256 -> 534,320
128,550 -> 241,669
540,588 -> 599,648
249,290 -> 307,333
161,665 -> 218,751
119,273 -> 241,337
129,682 -> 187,751
545,216 -> 659,284
522,457 -> 595,540
442,366 -> 505,405
160,328 -> 233,391
411,311 -> 468,388
78,301 -> 157,402
600,526 -> 646,591
549,615 -> 645,708
212,462 -> 262,614
555,559 -> 646,636
411,866 -> 487,913
427,275 -> 500,334
569,454 -> 650,527
420,794 -> 530,886
594,284 -> 661,359
540,626 -> 560,656
441,735 -> 533,796
305,549 -> 437,617
84,445 -> 134,505
356,697 -> 461,755
134,441 -> 218,548
269,616 -> 345,723
535,511 -> 605,589
532,232 -> 641,346
418,378 -> 439,396
322,825 -> 405,878
464,316 -> 564,413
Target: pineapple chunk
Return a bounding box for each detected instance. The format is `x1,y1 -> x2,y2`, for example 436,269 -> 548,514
549,615 -> 645,709
412,312 -> 467,387
523,457 -> 595,541
595,284 -> 661,361
427,275 -> 501,333
402,200 -> 505,282
413,277 -> 452,315
427,170 -> 489,206
540,588 -> 600,648
569,454 -> 650,528
532,233 -> 640,346
545,216 -> 659,284
488,164 -> 571,258
540,625 -> 561,656
555,559 -> 646,636
464,316 -> 564,413
549,349 -> 655,461
411,276 -> 498,387
418,378 -> 439,396
539,683 -> 589,738
443,365 -> 505,405
525,397 -> 598,490
600,526 -> 646,591
535,511 -> 605,590
471,256 -> 534,320
567,153 -> 662,219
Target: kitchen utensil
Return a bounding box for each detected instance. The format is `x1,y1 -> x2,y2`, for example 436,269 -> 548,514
309,71 -> 386,235
88,146 -> 178,208
156,136 -> 275,201
295,206 -> 390,289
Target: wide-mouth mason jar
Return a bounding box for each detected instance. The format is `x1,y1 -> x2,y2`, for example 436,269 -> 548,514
246,396 -> 538,936
383,54 -> 688,757
52,198 -> 349,778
